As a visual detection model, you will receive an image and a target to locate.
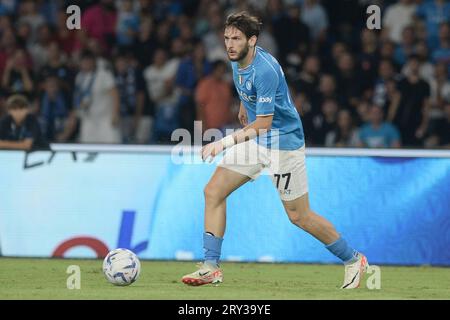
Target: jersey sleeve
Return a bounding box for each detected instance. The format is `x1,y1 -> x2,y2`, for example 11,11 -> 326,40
254,66 -> 278,116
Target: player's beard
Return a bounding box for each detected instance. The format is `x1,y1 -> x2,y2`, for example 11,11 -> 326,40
228,43 -> 250,62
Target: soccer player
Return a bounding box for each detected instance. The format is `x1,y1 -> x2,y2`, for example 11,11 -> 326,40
182,12 -> 368,289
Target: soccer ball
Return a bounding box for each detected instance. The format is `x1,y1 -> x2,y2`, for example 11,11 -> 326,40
102,248 -> 141,286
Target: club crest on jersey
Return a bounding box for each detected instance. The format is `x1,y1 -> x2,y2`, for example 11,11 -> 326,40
245,80 -> 252,90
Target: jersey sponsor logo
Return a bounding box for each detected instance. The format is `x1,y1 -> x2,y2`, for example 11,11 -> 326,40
258,97 -> 272,103
238,90 -> 256,102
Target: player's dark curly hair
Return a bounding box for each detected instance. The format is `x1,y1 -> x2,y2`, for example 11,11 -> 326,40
224,11 -> 262,39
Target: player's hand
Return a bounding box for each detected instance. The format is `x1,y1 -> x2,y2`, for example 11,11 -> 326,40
201,141 -> 224,163
238,105 -> 248,126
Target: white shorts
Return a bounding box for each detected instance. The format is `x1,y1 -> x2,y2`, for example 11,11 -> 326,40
218,139 -> 308,201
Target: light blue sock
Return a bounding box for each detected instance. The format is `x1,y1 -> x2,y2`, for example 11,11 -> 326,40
203,232 -> 223,266
325,237 -> 358,264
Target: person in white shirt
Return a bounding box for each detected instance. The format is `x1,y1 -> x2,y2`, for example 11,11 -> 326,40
74,51 -> 121,144
143,48 -> 180,141
382,0 -> 417,44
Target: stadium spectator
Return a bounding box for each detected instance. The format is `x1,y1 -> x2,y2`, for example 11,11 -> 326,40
270,3 -> 309,66
358,29 -> 379,93
312,74 -> 338,114
116,0 -> 140,48
254,22 -> 278,60
373,59 -> 397,109
355,100 -> 371,126
16,20 -> 32,48
385,79 -> 402,122
300,0 -> 328,42
424,102 -> 450,148
0,0 -> 15,15
0,0 -> 447,149
309,98 -> 338,146
28,24 -> 53,72
401,40 -> 435,85
325,109 -> 359,148
195,60 -> 232,132
38,75 -> 77,143
54,8 -> 77,55
137,0 -> 156,21
394,26 -> 416,66
1,49 -> 34,99
330,41 -> 348,63
415,0 -> 450,50
177,15 -> 196,46
0,12 -> 12,33
79,0 -> 117,52
393,54 -> 431,146
38,41 -> 72,94
175,41 -> 211,134
429,62 -> 450,111
170,36 -> 188,61
431,22 -> 450,75
293,55 -> 320,101
293,91 -> 314,146
202,5 -> 227,62
0,94 -> 46,150
40,0 -> 59,27
333,53 -> 362,109
0,27 -> 19,79
74,50 -> 121,144
358,104 -> 401,148
84,36 -> 111,71
154,19 -> 172,51
17,0 -> 45,44
143,48 -> 180,143
382,0 -> 417,44
132,17 -> 156,67
113,51 -> 146,144
379,40 -> 399,71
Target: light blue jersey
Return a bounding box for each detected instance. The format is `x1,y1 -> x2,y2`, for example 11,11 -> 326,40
231,46 -> 304,150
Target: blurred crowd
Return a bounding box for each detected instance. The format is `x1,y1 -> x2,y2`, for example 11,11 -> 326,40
0,0 -> 449,149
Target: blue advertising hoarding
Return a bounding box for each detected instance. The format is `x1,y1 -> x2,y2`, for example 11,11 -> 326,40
0,147 -> 449,265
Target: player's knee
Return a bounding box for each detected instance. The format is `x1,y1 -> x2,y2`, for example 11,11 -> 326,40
288,208 -> 312,229
204,183 -> 224,204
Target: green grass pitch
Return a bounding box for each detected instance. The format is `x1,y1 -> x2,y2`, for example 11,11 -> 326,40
1,258 -> 449,300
